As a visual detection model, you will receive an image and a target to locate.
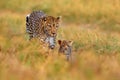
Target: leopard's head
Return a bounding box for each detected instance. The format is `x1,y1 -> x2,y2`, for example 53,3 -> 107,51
42,16 -> 61,49
42,16 -> 61,37
58,40 -> 73,60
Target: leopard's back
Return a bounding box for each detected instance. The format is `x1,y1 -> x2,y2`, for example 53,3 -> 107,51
26,11 -> 46,40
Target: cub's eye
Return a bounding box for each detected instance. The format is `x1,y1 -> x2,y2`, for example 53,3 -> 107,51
56,24 -> 59,28
65,47 -> 67,50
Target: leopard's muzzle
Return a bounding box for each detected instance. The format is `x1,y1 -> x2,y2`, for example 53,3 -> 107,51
45,37 -> 56,49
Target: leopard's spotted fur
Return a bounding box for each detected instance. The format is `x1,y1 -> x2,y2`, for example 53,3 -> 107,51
26,11 -> 60,49
58,40 -> 73,61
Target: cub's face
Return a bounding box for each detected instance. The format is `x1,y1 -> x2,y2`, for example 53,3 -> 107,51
58,40 -> 73,55
42,16 -> 61,37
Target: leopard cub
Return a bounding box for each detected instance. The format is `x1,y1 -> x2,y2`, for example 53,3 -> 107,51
58,40 -> 73,61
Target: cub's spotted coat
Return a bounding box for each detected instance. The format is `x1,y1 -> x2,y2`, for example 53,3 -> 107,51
58,40 -> 73,61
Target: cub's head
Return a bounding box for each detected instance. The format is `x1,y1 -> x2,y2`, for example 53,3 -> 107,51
58,40 -> 73,54
58,40 -> 73,61
42,16 -> 61,37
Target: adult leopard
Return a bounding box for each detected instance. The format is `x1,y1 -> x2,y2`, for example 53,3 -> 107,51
26,11 -> 60,49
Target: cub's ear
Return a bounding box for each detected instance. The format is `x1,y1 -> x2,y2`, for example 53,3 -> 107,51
56,16 -> 61,21
68,41 -> 73,46
42,17 -> 47,22
58,40 -> 62,45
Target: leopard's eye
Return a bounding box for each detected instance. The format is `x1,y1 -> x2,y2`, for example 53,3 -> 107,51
56,24 -> 59,28
65,47 -> 68,50
47,24 -> 51,27
53,24 -> 55,26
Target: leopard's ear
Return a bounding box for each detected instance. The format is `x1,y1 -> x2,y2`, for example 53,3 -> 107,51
68,41 -> 73,46
58,40 -> 62,45
56,16 -> 61,22
42,17 -> 47,22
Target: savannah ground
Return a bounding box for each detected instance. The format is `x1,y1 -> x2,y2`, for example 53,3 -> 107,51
0,0 -> 120,80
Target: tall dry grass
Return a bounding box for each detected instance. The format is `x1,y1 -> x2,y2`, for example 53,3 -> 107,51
0,0 -> 120,80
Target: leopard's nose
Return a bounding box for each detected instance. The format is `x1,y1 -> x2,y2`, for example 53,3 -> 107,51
49,45 -> 55,49
52,32 -> 56,36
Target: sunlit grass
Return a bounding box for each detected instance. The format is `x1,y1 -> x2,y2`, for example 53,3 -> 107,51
0,21 -> 120,80
0,0 -> 120,80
